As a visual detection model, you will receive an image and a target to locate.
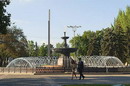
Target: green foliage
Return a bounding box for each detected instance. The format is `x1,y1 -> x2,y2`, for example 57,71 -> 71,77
126,27 -> 130,60
87,31 -> 102,56
28,40 -> 37,56
101,28 -> 116,56
64,84 -> 130,86
63,84 -> 112,86
114,26 -> 127,63
38,43 -> 47,56
70,31 -> 102,56
56,42 -> 64,48
70,35 -> 83,56
113,7 -> 130,63
0,26 -> 28,66
0,26 -> 28,57
0,0 -> 11,34
27,41 -> 54,57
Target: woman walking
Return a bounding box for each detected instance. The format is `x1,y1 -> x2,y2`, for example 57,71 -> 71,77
71,59 -> 77,80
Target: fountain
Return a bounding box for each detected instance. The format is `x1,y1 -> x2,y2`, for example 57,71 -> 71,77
6,56 -> 58,68
54,32 -> 77,56
53,32 -> 77,68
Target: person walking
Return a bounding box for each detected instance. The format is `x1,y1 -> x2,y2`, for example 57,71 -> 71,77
77,58 -> 85,80
71,59 -> 77,80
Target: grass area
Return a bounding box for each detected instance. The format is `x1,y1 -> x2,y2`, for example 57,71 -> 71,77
63,84 -> 111,86
63,84 -> 130,86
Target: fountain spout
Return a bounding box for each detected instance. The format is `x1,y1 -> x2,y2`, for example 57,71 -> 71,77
61,32 -> 69,48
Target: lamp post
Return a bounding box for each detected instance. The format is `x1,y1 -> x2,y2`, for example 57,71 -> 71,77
67,25 -> 81,48
67,25 -> 81,56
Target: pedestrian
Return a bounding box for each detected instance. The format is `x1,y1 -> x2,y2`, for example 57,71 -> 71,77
71,59 -> 77,80
77,58 -> 85,80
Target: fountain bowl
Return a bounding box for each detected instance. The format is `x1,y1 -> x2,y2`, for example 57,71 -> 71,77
54,48 -> 77,55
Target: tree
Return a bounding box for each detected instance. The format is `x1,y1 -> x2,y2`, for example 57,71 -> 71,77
126,27 -> 130,63
35,42 -> 39,56
101,28 -> 117,56
70,31 -> 99,56
38,43 -> 54,56
114,26 -> 127,63
113,6 -> 130,63
0,0 -> 11,34
56,42 -> 64,48
38,43 -> 47,56
87,31 -> 102,56
28,40 -> 36,56
0,26 -> 28,66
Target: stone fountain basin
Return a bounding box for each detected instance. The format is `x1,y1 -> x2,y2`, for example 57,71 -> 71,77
54,48 -> 77,54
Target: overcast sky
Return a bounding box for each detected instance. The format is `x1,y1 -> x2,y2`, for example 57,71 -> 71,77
7,0 -> 130,47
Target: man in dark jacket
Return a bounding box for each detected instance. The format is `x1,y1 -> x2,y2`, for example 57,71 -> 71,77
77,58 -> 85,80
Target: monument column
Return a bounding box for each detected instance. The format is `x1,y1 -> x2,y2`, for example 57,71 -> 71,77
48,9 -> 51,57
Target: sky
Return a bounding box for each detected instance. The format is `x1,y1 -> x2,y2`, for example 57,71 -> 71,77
6,0 -> 130,47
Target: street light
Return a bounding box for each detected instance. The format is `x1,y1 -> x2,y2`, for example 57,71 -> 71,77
67,25 -> 81,48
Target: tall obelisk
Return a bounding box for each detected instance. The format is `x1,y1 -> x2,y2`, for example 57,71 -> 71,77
48,9 -> 50,57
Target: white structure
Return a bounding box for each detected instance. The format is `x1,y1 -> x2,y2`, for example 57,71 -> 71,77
76,56 -> 124,67
6,56 -> 124,68
6,56 -> 58,68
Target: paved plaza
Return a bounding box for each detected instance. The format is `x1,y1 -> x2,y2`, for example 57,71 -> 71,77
0,73 -> 130,86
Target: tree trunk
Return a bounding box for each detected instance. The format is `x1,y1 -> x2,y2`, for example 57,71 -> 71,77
0,57 -> 3,67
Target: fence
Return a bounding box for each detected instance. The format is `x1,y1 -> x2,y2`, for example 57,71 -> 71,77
0,67 -> 36,74
1,67 -> 130,74
35,67 -> 71,74
83,66 -> 130,72
0,67 -> 71,74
